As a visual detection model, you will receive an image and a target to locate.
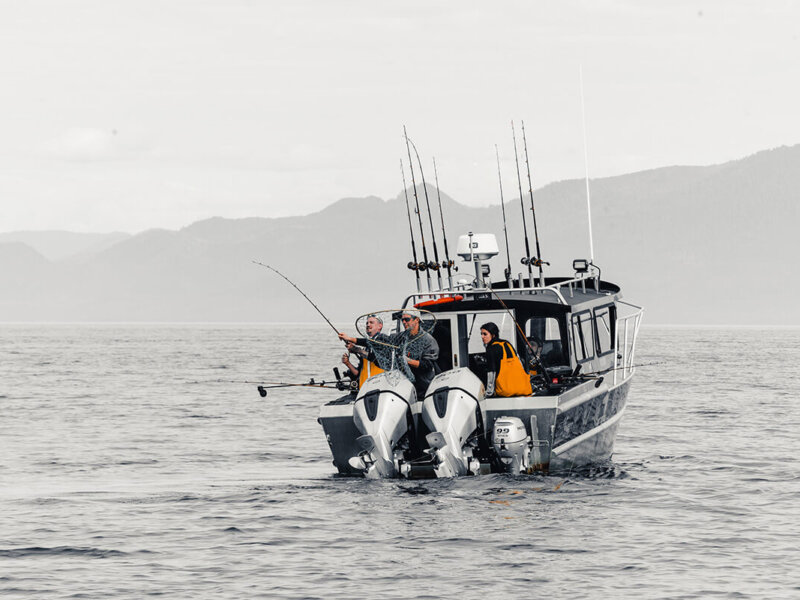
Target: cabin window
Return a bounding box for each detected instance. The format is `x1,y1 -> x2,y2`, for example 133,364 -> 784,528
525,316 -> 568,368
594,306 -> 614,356
572,311 -> 595,363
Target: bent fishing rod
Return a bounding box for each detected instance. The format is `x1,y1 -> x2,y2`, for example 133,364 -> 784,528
406,134 -> 443,291
495,144 -> 513,285
252,261 -> 342,338
404,126 -> 432,292
432,156 -> 455,288
400,159 -> 422,293
511,121 -> 534,283
521,120 -> 547,286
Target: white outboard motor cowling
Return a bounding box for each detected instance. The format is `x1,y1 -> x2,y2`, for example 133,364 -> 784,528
350,372 -> 416,479
492,416 -> 530,474
420,368 -> 486,478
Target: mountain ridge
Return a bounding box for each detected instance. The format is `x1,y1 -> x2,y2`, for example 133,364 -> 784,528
1,144 -> 798,324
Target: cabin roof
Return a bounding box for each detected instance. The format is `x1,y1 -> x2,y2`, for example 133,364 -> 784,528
402,275 -> 622,315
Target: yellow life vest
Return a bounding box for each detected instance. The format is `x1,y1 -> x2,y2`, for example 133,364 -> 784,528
491,340 -> 533,397
358,359 -> 384,387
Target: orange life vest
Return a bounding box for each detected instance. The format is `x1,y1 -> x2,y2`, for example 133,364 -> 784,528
491,340 -> 533,397
358,359 -> 385,387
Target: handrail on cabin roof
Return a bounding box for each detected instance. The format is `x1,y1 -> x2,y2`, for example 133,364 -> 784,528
401,275 -> 612,308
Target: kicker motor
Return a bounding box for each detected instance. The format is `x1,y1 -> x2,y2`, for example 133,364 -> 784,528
492,416 -> 530,473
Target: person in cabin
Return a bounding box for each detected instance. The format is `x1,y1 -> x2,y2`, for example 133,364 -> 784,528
338,314 -> 388,387
480,322 -> 533,397
526,336 -> 543,375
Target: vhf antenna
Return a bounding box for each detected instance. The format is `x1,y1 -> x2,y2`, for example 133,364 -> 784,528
400,159 -> 422,293
521,120 -> 547,287
403,126 -> 432,293
432,156 -> 455,289
494,144 -> 513,286
407,135 -> 443,291
580,66 -> 595,263
511,121 -> 534,284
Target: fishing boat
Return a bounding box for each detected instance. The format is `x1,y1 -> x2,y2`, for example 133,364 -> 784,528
318,229 -> 642,478
312,124 -> 641,479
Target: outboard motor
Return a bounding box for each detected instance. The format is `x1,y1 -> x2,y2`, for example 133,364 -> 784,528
417,368 -> 485,478
349,372 -> 416,479
492,416 -> 530,474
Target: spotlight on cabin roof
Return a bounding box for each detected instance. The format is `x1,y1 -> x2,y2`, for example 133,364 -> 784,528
456,233 -> 499,261
573,259 -> 591,273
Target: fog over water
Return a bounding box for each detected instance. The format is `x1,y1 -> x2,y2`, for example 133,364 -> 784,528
1,324 -> 798,598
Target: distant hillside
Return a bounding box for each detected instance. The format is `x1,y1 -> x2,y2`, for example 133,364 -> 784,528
0,231 -> 130,261
1,144 -> 798,324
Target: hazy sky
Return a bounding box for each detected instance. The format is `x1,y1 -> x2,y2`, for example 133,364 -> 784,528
1,1 -> 797,233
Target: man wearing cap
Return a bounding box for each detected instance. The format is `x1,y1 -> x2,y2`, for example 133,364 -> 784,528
339,314 -> 388,386
338,311 -> 439,398
395,310 -> 440,399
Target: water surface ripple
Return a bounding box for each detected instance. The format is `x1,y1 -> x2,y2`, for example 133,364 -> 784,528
1,324 -> 798,598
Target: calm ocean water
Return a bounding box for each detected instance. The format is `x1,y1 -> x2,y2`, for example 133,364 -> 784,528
1,324 -> 798,599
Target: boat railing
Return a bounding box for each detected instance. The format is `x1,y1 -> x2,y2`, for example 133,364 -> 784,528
613,300 -> 644,385
402,275 -> 606,308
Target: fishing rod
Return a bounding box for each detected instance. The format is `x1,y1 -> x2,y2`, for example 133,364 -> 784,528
511,121 -> 534,283
400,159 -> 422,293
256,378 -> 352,397
203,378 -> 343,387
195,377 -> 352,396
521,120 -> 547,287
432,156 -> 455,289
252,261 -> 341,338
579,361 -> 666,378
494,144 -> 513,286
403,126 -> 432,293
476,275 -> 551,382
406,134 -> 443,291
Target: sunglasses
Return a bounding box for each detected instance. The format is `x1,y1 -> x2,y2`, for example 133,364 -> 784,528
401,317 -> 414,322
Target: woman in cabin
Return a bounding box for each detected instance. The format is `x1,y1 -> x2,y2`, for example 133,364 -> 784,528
480,322 -> 533,397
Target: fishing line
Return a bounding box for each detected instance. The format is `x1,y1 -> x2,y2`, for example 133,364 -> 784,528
252,261 -> 341,337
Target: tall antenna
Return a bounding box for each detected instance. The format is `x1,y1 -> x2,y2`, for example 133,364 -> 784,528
511,121 -> 534,283
403,126 -> 432,292
432,156 -> 454,289
400,159 -> 422,293
494,144 -> 512,285
521,120 -> 546,286
407,135 -> 443,291
580,66 -> 595,263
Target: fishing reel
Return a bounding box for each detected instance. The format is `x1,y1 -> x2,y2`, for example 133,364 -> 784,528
333,367 -> 359,392
408,261 -> 428,272
441,259 -> 457,272
521,256 -> 550,267
428,261 -> 440,271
